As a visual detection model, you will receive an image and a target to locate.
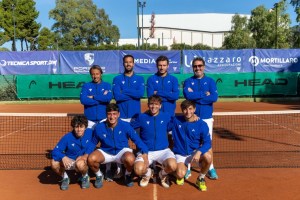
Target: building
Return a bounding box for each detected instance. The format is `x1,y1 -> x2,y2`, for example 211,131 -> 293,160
118,13 -> 250,49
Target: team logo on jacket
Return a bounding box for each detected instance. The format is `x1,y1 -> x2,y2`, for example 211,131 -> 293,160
204,82 -> 207,85
134,81 -> 136,83
146,121 -> 150,125
122,81 -> 125,84
103,134 -> 106,138
168,81 -> 170,83
178,125 -> 181,128
89,88 -> 92,92
72,143 -> 75,147
156,81 -> 159,83
86,140 -> 89,143
161,120 -> 164,124
192,82 -> 195,85
119,131 -> 122,134
192,129 -> 195,132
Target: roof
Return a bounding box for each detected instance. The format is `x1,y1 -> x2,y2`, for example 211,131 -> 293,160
141,13 -> 250,32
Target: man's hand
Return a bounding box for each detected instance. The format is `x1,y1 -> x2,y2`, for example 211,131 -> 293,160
191,151 -> 201,163
62,156 -> 75,170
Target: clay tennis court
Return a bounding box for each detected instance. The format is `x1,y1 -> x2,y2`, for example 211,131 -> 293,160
0,101 -> 300,200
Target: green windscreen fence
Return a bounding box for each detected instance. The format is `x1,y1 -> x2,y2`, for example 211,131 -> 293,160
16,73 -> 299,98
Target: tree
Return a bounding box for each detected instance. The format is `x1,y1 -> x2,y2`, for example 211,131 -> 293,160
290,0 -> 300,22
249,0 -> 291,48
49,0 -> 120,49
170,43 -> 192,50
222,14 -> 255,49
37,27 -> 57,50
0,0 -> 40,51
193,43 -> 213,50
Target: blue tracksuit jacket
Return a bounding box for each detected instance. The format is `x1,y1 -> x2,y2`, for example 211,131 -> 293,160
147,73 -> 179,115
80,81 -> 112,121
183,75 -> 218,119
52,128 -> 93,161
170,116 -> 211,156
86,119 -> 148,155
112,73 -> 145,118
131,111 -> 172,151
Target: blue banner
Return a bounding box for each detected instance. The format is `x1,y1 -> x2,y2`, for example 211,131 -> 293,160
182,49 -> 253,73
250,49 -> 300,72
0,51 -> 59,75
119,50 -> 181,73
59,51 -> 119,74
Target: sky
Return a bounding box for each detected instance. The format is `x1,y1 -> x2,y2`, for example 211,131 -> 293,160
2,0 -> 299,50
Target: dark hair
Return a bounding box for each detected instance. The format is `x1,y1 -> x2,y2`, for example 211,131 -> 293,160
71,115 -> 88,128
148,94 -> 162,104
180,100 -> 196,110
89,65 -> 103,75
192,57 -> 205,67
106,103 -> 119,113
156,55 -> 169,66
123,54 -> 134,63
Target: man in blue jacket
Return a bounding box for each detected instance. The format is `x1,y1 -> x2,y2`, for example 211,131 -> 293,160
80,65 -> 112,129
131,95 -> 177,188
147,55 -> 179,116
170,100 -> 212,191
113,54 -> 145,120
183,57 -> 218,180
87,103 -> 148,188
51,115 -> 92,190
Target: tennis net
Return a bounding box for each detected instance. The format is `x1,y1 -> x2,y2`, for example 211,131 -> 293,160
0,110 -> 299,169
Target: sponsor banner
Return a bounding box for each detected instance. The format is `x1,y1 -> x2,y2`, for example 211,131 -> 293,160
16,74 -> 119,98
16,73 -> 298,98
251,49 -> 300,72
0,51 -> 59,75
210,72 -> 298,96
59,51 -> 119,74
119,50 -> 181,73
182,49 -> 253,73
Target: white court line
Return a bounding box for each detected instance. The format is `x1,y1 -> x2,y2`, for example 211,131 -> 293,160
153,184 -> 157,200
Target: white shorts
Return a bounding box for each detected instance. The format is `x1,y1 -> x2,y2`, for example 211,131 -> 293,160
135,148 -> 175,166
202,118 -> 214,139
97,148 -> 132,164
88,119 -> 106,129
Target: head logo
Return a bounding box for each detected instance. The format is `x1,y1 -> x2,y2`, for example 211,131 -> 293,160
84,53 -> 94,66
249,56 -> 259,67
29,80 -> 37,89
216,78 -> 223,84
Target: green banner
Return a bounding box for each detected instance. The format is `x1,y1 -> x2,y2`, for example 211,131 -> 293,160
16,73 -> 298,98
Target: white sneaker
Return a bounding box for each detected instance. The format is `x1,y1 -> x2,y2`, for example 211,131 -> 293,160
159,171 -> 170,188
140,169 -> 153,187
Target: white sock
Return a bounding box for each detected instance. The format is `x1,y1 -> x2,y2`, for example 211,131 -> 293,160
95,170 -> 103,177
62,172 -> 68,179
199,173 -> 205,180
83,173 -> 88,178
209,163 -> 214,170
145,168 -> 152,177
187,163 -> 191,171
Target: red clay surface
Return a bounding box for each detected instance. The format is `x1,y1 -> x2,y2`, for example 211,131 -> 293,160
0,101 -> 300,200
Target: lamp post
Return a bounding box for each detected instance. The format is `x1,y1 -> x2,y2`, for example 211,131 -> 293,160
138,1 -> 146,48
11,4 -> 16,51
274,3 -> 278,49
144,37 -> 149,50
136,0 -> 140,49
